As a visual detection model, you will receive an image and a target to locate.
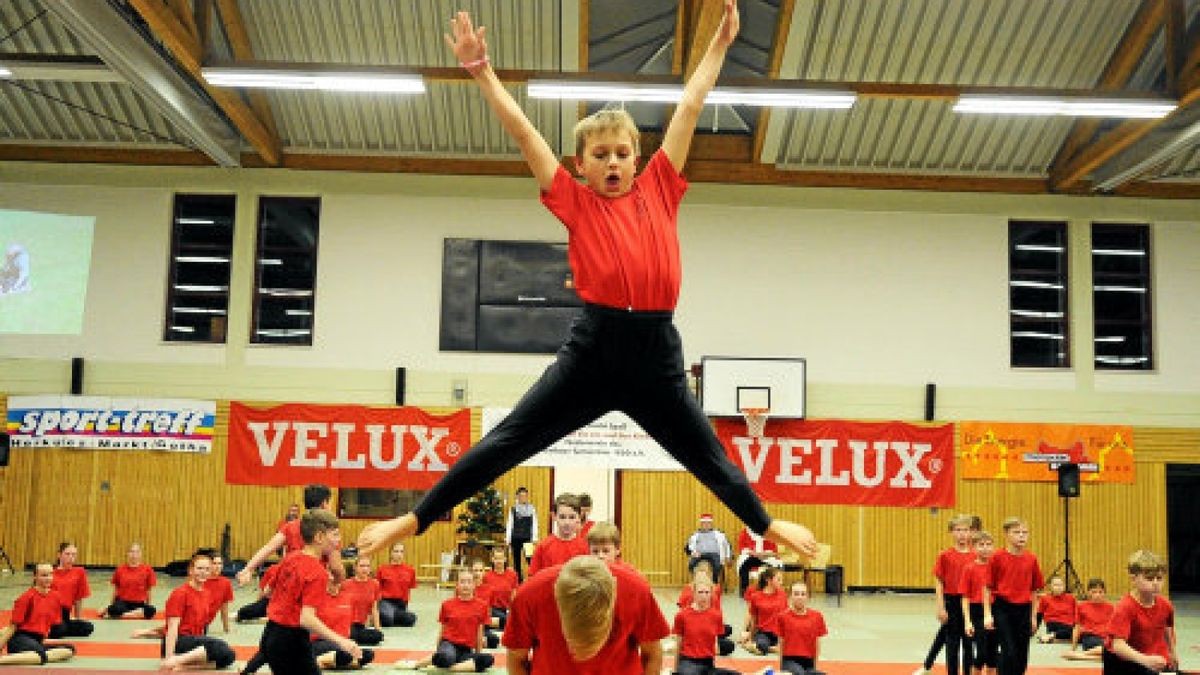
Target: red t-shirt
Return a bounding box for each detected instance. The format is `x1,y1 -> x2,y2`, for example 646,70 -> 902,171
540,150 -> 688,311
164,583 -> 211,637
203,576 -> 234,625
341,578 -> 381,624
673,605 -> 725,659
51,566 -> 90,609
778,608 -> 828,659
112,564 -> 157,603
677,584 -> 723,613
1106,594 -> 1174,661
313,589 -> 354,641
749,588 -> 788,634
1076,600 -> 1115,636
988,549 -> 1043,604
933,548 -> 975,595
279,520 -> 304,553
527,535 -> 589,577
267,551 -> 330,627
744,586 -> 761,603
959,560 -> 991,604
377,563 -> 417,601
482,569 -> 519,610
260,564 -> 281,591
503,562 -> 671,675
439,596 -> 490,647
1038,592 -> 1077,625
11,588 -> 65,638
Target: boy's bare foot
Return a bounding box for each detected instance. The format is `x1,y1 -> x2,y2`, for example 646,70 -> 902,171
0,623 -> 15,649
764,519 -> 818,558
358,513 -> 418,556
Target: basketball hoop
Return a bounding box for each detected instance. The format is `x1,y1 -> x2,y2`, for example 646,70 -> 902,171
741,407 -> 770,438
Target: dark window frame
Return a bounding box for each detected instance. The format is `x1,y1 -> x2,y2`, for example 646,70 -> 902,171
1091,222 -> 1154,371
163,194 -> 236,344
1008,220 -> 1071,369
250,196 -> 321,346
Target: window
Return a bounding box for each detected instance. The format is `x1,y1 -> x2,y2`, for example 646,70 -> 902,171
252,197 -> 320,345
1009,220 -> 1069,368
164,194 -> 235,343
1092,223 -> 1153,370
338,488 -> 450,521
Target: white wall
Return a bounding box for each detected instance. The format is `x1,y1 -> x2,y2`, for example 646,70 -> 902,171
0,160 -> 1197,424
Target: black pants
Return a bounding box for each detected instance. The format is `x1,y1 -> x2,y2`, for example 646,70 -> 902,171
510,538 -> 531,582
162,635 -> 235,669
923,623 -> 947,669
431,640 -> 493,672
378,598 -> 417,627
350,623 -> 382,645
312,639 -> 375,669
1101,648 -> 1161,675
754,629 -> 779,655
1045,620 -> 1073,640
236,597 -> 269,623
967,602 -> 998,669
675,656 -> 740,675
260,620 -> 320,675
781,655 -> 818,674
105,599 -> 156,619
47,608 -> 93,638
994,598 -> 1033,675
942,593 -> 972,675
490,606 -> 508,629
5,630 -> 74,664
413,305 -> 771,536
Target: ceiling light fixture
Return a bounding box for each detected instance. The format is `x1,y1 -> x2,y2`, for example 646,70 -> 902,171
526,80 -> 855,109
203,67 -> 424,93
954,95 -> 1175,118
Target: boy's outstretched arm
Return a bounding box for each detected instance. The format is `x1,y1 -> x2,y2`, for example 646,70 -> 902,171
660,0 -> 740,173
445,11 -> 560,191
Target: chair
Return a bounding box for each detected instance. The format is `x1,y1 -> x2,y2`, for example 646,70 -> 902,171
778,543 -> 842,606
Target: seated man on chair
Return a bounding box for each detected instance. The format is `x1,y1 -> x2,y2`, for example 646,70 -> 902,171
686,514 -> 732,590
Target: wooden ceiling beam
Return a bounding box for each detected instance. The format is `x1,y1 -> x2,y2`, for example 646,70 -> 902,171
1048,0 -> 1165,188
214,0 -> 278,138
1163,0 -> 1186,94
752,0 -> 797,163
126,0 -> 280,165
682,0 -> 726,79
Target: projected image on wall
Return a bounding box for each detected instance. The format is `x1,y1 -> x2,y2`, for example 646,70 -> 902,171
0,208 -> 95,334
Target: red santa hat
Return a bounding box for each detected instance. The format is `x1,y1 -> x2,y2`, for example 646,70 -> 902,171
698,513 -> 714,522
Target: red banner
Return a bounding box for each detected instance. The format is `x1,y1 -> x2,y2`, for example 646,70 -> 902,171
716,418 -> 955,508
226,402 -> 472,488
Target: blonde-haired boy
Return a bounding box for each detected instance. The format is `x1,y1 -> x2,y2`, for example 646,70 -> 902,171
1101,550 -> 1176,674
357,0 -> 819,564
504,555 -> 668,674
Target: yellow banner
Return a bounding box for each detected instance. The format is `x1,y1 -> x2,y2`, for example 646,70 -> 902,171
959,421 -> 1134,483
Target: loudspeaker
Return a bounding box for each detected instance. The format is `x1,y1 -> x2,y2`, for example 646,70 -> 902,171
395,367 -> 406,406
70,357 -> 84,395
1057,462 -> 1080,498
924,383 -> 936,422
0,432 -> 9,468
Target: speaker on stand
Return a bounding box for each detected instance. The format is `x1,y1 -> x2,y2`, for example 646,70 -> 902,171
1050,462 -> 1083,595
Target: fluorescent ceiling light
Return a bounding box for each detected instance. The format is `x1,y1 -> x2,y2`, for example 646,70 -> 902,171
256,328 -> 312,337
1010,310 -> 1064,318
0,67 -> 12,78
169,325 -> 196,333
1093,285 -> 1146,293
258,258 -> 283,266
1015,244 -> 1063,253
1094,336 -> 1126,343
526,80 -> 855,109
260,288 -> 313,297
1092,248 -> 1145,256
203,67 -> 424,93
175,255 -> 229,263
174,284 -> 229,292
176,217 -> 216,225
286,309 -> 313,316
1010,280 -> 1064,290
1095,356 -> 1149,365
954,95 -> 1175,118
1012,331 -> 1064,340
173,307 -> 227,315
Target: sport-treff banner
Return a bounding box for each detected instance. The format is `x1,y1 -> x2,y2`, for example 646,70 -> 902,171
959,421 -> 1135,484
481,408 -> 682,471
715,418 -> 955,508
226,402 -> 471,488
6,395 -> 215,452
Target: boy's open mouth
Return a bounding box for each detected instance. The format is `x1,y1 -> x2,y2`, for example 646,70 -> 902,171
605,174 -> 621,191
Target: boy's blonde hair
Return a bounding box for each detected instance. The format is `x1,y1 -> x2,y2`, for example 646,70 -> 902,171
691,558 -> 714,579
948,514 -> 976,531
1127,549 -> 1166,576
971,530 -> 994,544
554,556 -> 616,660
587,522 -> 621,547
555,492 -> 582,513
1001,517 -> 1025,532
572,108 -> 640,158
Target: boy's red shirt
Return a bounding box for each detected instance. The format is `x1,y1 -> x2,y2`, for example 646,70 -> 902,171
988,549 -> 1043,604
12,588 -> 65,638
1038,592 -> 1077,625
541,150 -> 688,311
112,564 -> 156,603
777,607 -> 828,659
1076,599 -> 1115,636
376,563 -> 417,601
527,535 -> 589,577
673,605 -> 724,659
1106,593 -> 1174,662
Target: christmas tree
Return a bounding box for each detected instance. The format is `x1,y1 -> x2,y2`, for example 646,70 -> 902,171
456,486 -> 505,541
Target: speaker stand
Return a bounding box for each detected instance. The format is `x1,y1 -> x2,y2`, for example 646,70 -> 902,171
1049,496 -> 1083,596
0,545 -> 14,574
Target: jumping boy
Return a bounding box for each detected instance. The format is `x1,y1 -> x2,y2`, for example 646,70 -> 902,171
1101,550 -> 1177,675
356,0 -> 818,562
238,484 -> 335,587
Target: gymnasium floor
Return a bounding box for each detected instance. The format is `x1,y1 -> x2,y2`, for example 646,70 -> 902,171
1,569 -> 1196,673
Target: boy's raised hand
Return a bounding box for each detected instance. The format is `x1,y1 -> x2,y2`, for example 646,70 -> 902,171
715,0 -> 740,49
444,11 -> 488,65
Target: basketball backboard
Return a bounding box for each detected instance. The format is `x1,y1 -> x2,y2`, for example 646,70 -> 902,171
699,356 -> 806,418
